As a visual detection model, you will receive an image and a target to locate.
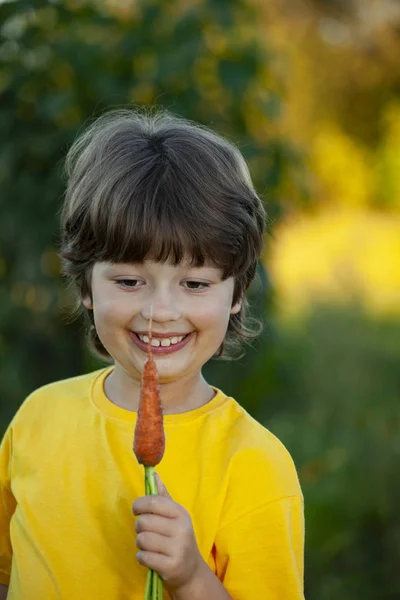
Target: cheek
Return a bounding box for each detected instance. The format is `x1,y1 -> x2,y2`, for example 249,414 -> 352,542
92,297 -> 127,328
193,295 -> 232,331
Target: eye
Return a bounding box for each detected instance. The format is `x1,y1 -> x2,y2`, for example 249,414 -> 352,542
116,279 -> 143,289
183,281 -> 210,291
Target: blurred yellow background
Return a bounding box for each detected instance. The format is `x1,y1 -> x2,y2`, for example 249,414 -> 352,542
264,0 -> 400,319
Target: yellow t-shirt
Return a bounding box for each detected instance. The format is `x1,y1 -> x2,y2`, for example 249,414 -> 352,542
0,366 -> 304,599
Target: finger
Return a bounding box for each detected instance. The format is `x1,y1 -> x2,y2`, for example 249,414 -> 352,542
133,495 -> 179,518
136,531 -> 170,556
136,549 -> 173,575
154,472 -> 172,498
134,514 -> 174,537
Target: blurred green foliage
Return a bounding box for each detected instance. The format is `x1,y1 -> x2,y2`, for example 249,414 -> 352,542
1,0 -> 398,599
0,0 -> 299,416
268,303 -> 400,600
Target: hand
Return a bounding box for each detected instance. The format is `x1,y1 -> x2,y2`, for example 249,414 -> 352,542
132,472 -> 204,594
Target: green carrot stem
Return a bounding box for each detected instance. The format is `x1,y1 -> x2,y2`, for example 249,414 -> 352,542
146,466 -> 157,494
156,572 -> 163,598
144,474 -> 152,600
144,568 -> 152,599
144,467 -> 163,599
152,569 -> 158,600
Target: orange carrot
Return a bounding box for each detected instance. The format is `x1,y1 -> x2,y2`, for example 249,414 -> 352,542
133,315 -> 165,467
133,312 -> 165,599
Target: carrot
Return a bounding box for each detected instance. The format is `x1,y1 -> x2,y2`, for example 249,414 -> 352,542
133,310 -> 165,600
133,313 -> 165,467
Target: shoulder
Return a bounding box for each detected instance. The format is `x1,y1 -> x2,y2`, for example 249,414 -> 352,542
231,400 -> 301,495
217,393 -> 303,526
10,368 -> 108,430
220,392 -> 300,487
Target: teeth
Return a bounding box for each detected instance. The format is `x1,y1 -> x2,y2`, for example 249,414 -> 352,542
137,334 -> 187,346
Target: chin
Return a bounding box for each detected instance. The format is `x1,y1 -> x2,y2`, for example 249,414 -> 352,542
156,363 -> 193,384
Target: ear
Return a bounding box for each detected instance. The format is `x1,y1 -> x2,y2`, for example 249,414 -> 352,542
230,299 -> 242,315
82,295 -> 93,310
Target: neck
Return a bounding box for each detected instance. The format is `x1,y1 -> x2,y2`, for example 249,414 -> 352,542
104,363 -> 215,415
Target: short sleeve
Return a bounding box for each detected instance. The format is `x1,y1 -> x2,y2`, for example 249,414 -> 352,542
214,495 -> 305,600
0,426 -> 16,586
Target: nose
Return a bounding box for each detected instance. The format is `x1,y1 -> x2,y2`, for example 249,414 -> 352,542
140,288 -> 181,324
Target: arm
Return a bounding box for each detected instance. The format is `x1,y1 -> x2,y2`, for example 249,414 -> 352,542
172,560 -> 232,600
0,584 -> 8,599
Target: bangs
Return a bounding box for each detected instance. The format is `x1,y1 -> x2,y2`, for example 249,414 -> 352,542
61,109 -> 266,360
90,161 -> 250,279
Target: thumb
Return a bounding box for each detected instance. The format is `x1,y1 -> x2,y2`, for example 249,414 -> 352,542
155,472 -> 171,498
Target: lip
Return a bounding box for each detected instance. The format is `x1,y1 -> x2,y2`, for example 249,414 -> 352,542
133,331 -> 189,338
130,331 -> 195,355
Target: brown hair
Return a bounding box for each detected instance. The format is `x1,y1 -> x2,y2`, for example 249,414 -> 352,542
59,107 -> 266,361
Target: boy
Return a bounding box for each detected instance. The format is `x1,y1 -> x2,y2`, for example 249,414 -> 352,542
0,109 -> 304,599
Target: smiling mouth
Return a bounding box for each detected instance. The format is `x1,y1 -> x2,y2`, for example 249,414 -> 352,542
136,333 -> 188,347
130,332 -> 193,354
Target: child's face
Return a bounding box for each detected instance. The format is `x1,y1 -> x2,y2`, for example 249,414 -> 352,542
83,259 -> 241,383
